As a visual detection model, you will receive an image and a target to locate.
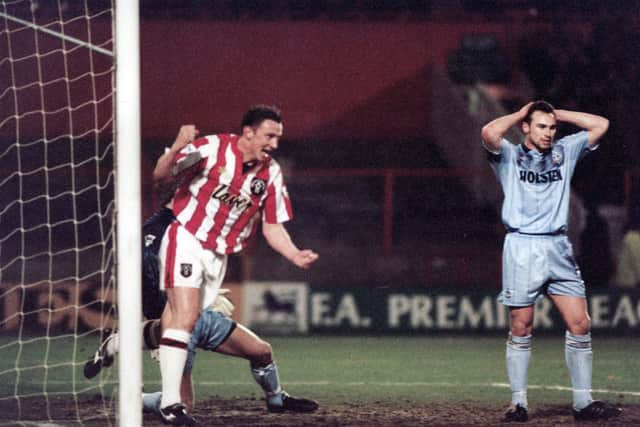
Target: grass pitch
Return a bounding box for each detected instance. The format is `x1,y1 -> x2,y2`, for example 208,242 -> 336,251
0,334 -> 638,425
183,335 -> 640,407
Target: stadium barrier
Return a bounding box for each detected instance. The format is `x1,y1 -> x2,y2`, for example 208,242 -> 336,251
240,283 -> 640,335
2,281 -> 638,335
0,281 -> 115,333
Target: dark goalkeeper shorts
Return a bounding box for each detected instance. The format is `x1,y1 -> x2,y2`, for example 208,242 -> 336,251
142,206 -> 175,319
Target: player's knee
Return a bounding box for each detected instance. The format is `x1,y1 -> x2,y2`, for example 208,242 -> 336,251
508,308 -> 534,336
143,319 -> 162,349
257,340 -> 273,363
567,316 -> 591,335
510,320 -> 533,337
250,340 -> 273,367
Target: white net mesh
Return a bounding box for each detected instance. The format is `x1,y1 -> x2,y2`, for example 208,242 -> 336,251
0,0 -> 116,424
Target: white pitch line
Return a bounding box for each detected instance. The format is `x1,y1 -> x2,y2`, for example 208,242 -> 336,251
201,381 -> 640,396
490,382 -> 640,397
6,424 -> 69,427
33,380 -> 640,397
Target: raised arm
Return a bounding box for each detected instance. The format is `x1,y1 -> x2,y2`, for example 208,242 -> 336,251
153,125 -> 199,185
553,109 -> 609,147
481,102 -> 533,152
262,222 -> 319,269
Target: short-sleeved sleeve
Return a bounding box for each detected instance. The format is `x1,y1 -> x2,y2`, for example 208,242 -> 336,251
485,138 -> 515,175
557,131 -> 592,162
262,166 -> 293,224
173,136 -> 211,176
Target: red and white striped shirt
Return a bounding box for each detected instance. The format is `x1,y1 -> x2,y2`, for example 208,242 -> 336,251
171,134 -> 293,254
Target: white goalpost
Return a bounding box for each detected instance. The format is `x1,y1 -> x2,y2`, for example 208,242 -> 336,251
115,0 -> 142,426
0,1 -> 141,425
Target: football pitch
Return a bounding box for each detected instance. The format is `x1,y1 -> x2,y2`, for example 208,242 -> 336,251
184,335 -> 639,402
0,334 -> 638,425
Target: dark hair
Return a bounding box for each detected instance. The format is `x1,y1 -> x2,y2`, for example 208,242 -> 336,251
240,104 -> 282,130
524,100 -> 555,124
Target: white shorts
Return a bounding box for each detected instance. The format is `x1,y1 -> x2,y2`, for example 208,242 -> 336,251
158,221 -> 228,310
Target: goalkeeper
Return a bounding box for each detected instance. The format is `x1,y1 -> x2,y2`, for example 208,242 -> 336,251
84,204 -> 318,416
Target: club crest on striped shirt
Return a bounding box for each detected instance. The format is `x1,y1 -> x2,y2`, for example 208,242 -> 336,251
180,263 -> 193,278
250,178 -> 266,196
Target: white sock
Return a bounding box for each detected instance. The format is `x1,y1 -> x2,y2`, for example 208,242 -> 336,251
159,328 -> 191,409
506,334 -> 531,408
565,331 -> 593,410
106,333 -> 119,356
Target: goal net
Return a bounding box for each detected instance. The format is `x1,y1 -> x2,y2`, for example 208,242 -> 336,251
0,0 -> 126,424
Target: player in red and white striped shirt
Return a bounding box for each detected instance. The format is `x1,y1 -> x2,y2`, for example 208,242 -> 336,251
152,105 -> 318,425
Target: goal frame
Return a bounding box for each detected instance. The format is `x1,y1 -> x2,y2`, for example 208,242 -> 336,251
115,1 -> 142,426
0,1 -> 142,425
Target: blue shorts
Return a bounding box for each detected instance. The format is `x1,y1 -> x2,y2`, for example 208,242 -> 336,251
184,309 -> 236,373
498,233 -> 585,307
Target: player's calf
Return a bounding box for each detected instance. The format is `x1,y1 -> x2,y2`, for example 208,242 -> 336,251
84,320 -> 164,380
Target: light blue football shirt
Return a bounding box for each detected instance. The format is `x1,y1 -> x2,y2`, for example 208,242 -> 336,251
486,131 -> 595,234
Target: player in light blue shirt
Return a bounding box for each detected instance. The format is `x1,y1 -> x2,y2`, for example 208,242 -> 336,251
481,101 -> 621,422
